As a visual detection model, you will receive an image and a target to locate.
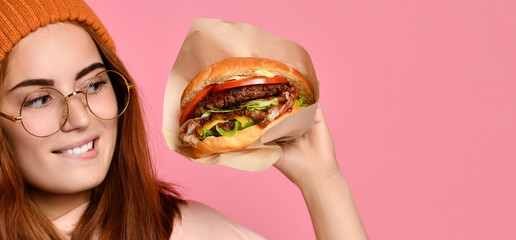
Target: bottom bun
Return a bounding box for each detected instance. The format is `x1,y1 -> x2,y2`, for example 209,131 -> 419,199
187,106 -> 305,158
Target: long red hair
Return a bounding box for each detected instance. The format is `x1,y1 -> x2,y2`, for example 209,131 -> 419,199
0,23 -> 185,240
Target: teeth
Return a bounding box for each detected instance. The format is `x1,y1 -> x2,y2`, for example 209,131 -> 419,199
73,147 -> 81,154
60,140 -> 94,155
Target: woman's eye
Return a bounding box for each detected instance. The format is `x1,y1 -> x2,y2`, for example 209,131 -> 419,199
86,77 -> 108,93
24,95 -> 52,108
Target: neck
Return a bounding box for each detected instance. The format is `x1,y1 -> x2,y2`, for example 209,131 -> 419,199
27,186 -> 91,221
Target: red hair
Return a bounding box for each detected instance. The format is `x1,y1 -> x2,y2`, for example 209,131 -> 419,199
0,24 -> 185,239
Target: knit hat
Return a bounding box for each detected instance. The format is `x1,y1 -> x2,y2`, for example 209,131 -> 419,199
0,0 -> 115,62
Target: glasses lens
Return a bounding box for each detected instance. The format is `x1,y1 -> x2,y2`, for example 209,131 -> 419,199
85,70 -> 130,120
20,88 -> 67,137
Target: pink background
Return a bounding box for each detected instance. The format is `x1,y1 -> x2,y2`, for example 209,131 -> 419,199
86,0 -> 516,239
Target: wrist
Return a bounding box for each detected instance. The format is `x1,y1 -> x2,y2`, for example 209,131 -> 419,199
297,170 -> 348,197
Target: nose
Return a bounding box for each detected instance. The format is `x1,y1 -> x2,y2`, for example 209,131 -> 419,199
60,93 -> 91,132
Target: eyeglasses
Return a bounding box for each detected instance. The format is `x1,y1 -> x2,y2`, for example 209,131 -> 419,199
0,70 -> 132,137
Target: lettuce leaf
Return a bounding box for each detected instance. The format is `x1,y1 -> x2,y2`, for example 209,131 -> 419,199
245,98 -> 279,111
243,117 -> 256,128
199,127 -> 216,140
215,121 -> 242,136
196,98 -> 279,120
297,97 -> 309,107
199,118 -> 257,140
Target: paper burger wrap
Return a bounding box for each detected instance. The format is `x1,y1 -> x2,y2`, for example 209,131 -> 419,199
162,18 -> 320,171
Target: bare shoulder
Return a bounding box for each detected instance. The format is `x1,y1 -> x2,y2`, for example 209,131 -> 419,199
170,200 -> 266,240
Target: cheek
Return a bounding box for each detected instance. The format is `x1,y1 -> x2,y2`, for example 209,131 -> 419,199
87,83 -> 124,120
88,93 -> 119,119
1,120 -> 39,154
102,118 -> 118,147
3,126 -> 52,185
0,100 -> 36,148
97,117 -> 118,169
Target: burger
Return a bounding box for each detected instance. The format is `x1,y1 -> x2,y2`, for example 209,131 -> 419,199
178,57 -> 315,158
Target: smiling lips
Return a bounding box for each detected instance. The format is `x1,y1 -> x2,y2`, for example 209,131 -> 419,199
59,140 -> 93,154
52,137 -> 98,159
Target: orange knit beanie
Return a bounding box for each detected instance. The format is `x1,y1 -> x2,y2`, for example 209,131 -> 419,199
0,0 -> 115,62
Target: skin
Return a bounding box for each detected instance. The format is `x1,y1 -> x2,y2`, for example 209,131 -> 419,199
275,104 -> 369,240
0,23 -> 117,221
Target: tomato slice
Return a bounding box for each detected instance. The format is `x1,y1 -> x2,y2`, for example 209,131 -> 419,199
211,76 -> 287,93
179,84 -> 215,126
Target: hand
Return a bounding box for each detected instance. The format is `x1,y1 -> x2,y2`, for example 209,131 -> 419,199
274,103 -> 343,189
274,103 -> 369,240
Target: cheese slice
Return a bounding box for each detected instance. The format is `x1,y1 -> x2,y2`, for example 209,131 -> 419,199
201,119 -> 226,132
233,115 -> 250,125
197,115 -> 252,134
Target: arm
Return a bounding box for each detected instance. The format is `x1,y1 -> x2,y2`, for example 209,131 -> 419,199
274,103 -> 368,240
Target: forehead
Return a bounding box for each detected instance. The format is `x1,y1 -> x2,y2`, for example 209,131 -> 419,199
3,22 -> 103,88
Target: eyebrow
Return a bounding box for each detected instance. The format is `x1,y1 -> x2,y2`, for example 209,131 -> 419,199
8,62 -> 106,93
75,62 -> 106,81
8,79 -> 54,93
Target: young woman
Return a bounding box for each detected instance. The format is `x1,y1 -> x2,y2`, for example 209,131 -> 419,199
0,0 -> 368,239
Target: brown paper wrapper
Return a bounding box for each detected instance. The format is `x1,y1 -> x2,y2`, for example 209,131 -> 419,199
162,18 -> 320,171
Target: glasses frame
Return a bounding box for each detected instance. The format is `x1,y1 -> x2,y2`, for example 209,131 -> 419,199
0,70 -> 133,138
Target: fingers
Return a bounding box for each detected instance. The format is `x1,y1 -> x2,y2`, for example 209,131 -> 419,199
277,102 -> 330,156
309,102 -> 332,139
313,102 -> 328,126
